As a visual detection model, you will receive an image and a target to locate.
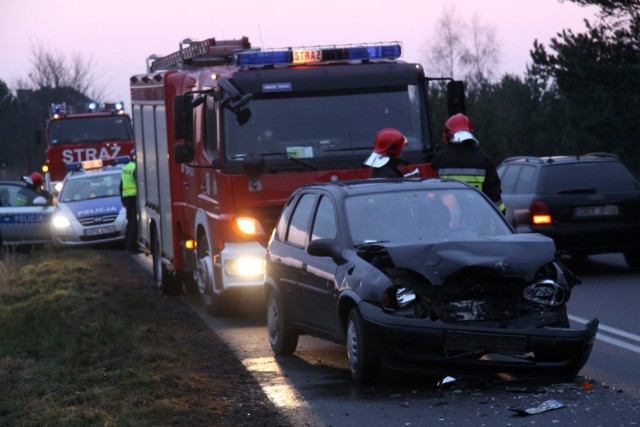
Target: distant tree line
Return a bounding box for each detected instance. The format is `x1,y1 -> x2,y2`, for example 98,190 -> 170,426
427,0 -> 640,177
0,41 -> 103,177
0,0 -> 638,177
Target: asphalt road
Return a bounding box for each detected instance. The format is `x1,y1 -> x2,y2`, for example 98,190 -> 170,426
134,253 -> 640,426
564,253 -> 640,400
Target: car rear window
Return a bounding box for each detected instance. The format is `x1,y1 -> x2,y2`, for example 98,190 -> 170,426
538,162 -> 640,194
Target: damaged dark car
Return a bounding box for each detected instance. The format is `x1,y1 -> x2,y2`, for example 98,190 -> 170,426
264,179 -> 598,384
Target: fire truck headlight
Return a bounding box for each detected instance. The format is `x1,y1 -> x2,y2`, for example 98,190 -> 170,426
51,213 -> 71,229
225,257 -> 266,276
234,217 -> 265,236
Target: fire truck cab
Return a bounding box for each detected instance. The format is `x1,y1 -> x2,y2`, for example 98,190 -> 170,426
130,36 -> 464,316
44,102 -> 134,191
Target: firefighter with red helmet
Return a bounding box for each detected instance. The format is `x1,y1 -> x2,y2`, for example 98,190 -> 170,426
16,172 -> 53,206
363,128 -> 409,178
432,113 -> 506,214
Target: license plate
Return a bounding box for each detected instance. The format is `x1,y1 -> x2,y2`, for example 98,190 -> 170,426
84,225 -> 116,236
445,331 -> 527,353
573,205 -> 619,218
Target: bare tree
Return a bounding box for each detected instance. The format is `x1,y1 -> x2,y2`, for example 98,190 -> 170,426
462,13 -> 501,87
422,5 -> 470,79
18,39 -> 106,101
421,7 -> 501,86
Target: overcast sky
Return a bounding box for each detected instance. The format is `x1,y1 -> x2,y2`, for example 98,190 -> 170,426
1,0 -> 599,108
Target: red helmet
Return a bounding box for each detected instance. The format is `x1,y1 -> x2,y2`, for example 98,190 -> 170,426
22,172 -> 44,187
364,128 -> 408,168
443,113 -> 473,142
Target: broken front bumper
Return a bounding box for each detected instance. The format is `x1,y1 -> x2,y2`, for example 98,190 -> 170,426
359,301 -> 599,378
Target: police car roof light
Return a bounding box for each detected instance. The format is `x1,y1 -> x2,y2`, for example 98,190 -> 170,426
235,42 -> 402,67
66,162 -> 83,172
111,156 -> 130,165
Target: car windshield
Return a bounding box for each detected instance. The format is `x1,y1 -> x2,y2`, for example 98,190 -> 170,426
223,86 -> 429,161
345,188 -> 512,245
49,116 -> 133,145
539,162 -> 640,194
59,173 -> 121,202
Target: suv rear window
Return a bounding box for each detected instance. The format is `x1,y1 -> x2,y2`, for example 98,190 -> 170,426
538,162 -> 640,194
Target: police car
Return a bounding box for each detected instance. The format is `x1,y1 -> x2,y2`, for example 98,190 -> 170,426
0,180 -> 54,251
50,158 -> 128,247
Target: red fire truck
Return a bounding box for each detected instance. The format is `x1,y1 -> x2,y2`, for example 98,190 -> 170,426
43,102 -> 134,188
130,36 -> 465,315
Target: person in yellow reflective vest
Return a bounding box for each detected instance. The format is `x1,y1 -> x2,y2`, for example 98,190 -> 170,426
431,113 -> 506,214
120,150 -> 139,253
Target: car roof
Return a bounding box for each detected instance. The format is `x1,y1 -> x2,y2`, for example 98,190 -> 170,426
0,180 -> 28,187
293,178 -> 474,198
500,153 -> 620,167
64,165 -> 123,181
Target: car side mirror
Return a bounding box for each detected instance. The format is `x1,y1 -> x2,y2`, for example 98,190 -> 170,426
307,238 -> 344,264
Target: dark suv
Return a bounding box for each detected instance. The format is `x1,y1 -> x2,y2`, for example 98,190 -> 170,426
497,153 -> 640,269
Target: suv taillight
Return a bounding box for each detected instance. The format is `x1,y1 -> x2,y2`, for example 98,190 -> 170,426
530,200 -> 552,224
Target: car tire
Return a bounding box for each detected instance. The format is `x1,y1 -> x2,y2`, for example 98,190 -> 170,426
346,308 -> 380,385
624,250 -> 640,270
267,290 -> 298,355
152,229 -> 180,295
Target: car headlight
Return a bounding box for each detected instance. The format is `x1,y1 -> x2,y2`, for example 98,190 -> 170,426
383,286 -> 416,310
524,262 -> 571,306
51,213 -> 72,229
523,280 -> 567,306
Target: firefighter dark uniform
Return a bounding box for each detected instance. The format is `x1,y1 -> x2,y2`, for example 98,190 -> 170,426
432,123 -> 506,214
120,152 -> 139,252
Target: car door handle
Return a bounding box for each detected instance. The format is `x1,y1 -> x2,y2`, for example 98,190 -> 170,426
301,263 -> 307,272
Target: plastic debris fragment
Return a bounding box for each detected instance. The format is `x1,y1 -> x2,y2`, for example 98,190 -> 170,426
509,399 -> 565,415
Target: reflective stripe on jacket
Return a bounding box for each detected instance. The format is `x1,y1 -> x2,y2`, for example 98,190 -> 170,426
121,161 -> 137,197
432,143 -> 506,213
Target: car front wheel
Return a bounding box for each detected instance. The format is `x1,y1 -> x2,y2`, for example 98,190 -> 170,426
267,290 -> 298,355
346,308 -> 380,385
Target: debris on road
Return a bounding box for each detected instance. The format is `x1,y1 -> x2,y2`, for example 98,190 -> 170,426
509,399 -> 565,415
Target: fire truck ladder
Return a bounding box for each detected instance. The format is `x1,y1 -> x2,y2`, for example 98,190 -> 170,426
150,37 -> 251,72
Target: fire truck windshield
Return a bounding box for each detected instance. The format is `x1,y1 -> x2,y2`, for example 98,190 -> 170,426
49,116 -> 133,145
222,85 -> 430,163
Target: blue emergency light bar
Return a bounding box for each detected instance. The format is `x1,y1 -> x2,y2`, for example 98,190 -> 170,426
51,103 -> 70,116
236,43 -> 402,67
88,101 -> 125,113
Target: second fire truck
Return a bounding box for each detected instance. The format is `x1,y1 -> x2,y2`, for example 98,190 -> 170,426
43,102 -> 134,189
130,36 -> 464,315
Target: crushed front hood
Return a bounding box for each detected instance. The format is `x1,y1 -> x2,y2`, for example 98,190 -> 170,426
380,233 -> 556,285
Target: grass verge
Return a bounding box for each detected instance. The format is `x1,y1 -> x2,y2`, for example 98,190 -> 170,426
0,247 -> 287,426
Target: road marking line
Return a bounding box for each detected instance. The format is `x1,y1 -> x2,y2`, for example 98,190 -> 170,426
569,314 -> 640,354
594,333 -> 640,354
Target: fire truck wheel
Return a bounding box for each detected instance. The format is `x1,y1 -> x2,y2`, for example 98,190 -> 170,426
152,228 -> 180,295
196,234 -> 239,316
